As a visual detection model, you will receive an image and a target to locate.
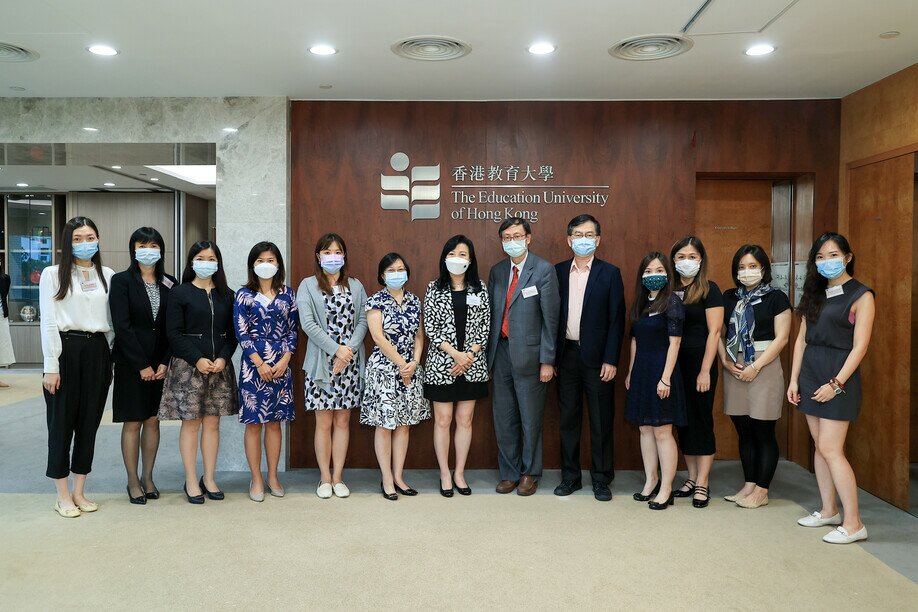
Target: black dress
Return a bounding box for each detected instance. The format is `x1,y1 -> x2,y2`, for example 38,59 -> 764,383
423,290 -> 489,402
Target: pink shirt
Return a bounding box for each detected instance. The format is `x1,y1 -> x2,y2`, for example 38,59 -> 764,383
565,257 -> 593,341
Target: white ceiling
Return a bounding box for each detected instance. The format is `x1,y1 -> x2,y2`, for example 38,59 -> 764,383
0,165 -> 215,199
0,0 -> 916,100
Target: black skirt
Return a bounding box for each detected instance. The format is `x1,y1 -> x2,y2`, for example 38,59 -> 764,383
112,362 -> 165,422
424,377 -> 488,402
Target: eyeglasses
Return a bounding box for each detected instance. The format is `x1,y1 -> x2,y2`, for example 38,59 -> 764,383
501,234 -> 527,243
571,232 -> 597,239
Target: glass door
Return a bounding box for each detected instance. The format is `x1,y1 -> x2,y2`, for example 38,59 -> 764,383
6,195 -> 53,322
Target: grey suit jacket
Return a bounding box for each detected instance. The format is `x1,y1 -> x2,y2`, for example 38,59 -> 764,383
487,251 -> 561,375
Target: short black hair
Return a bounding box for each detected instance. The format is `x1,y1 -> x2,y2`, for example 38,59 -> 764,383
497,216 -> 531,236
377,252 -> 410,286
730,244 -> 773,288
128,226 -> 166,281
567,214 -> 601,236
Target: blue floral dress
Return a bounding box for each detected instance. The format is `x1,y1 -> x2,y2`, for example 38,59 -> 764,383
234,286 -> 299,423
360,289 -> 430,429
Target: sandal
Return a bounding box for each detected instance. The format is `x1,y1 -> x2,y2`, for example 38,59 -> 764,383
673,479 -> 696,498
692,485 -> 710,508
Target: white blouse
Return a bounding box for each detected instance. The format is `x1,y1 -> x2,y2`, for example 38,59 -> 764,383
39,264 -> 115,373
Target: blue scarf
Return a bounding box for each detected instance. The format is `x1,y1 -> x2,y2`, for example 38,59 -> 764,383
725,283 -> 774,364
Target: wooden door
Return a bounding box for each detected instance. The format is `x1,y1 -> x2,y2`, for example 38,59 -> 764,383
846,155 -> 914,510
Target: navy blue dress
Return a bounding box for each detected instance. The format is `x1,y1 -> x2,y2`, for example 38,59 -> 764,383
626,294 -> 687,427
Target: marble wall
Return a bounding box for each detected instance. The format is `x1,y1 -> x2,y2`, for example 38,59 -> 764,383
0,97 -> 289,470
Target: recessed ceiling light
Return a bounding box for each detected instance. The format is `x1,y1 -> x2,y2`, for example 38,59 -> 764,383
16,183 -> 28,187
87,44 -> 119,56
879,31 -> 900,39
9,86 -> 25,91
309,45 -> 337,56
319,84 -> 333,89
111,165 -> 122,169
528,42 -> 556,55
103,182 -> 115,187
222,127 -> 238,133
745,44 -> 775,56
150,177 -> 159,181
83,127 -> 99,132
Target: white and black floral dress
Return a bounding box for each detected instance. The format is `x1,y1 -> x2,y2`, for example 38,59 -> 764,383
359,289 -> 430,429
304,288 -> 363,411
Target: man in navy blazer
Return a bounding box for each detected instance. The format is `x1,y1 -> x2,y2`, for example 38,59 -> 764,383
553,214 -> 625,501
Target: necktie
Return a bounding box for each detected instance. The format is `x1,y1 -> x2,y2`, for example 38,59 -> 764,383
501,265 -> 519,338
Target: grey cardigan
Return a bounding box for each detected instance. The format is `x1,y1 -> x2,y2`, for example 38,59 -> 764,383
296,276 -> 368,392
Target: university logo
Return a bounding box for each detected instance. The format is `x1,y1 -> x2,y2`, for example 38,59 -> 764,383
380,152 -> 440,220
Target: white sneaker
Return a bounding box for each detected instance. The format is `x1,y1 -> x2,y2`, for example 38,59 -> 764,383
333,482 -> 350,498
316,482 -> 333,499
822,525 -> 868,544
797,511 -> 842,527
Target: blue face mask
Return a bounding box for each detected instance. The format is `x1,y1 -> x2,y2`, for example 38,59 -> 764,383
192,260 -> 219,279
384,271 -> 408,289
816,257 -> 846,280
502,239 -> 527,258
570,237 -> 597,257
72,241 -> 99,261
135,248 -> 161,267
642,274 -> 668,291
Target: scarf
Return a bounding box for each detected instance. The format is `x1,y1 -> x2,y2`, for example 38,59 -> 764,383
725,283 -> 774,364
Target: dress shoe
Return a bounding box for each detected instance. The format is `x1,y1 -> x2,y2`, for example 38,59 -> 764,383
333,482 -> 350,498
316,482 -> 333,499
517,475 -> 538,496
199,476 -> 224,501
127,485 -> 147,505
394,483 -> 418,496
554,479 -> 583,496
592,482 -> 612,502
648,492 -> 675,510
633,481 -> 661,502
724,492 -> 748,503
822,525 -> 867,544
268,483 -> 285,498
144,485 -> 160,500
798,511 -> 842,527
76,500 -> 99,513
736,494 -> 769,509
692,485 -> 710,508
380,482 -> 398,501
440,484 -> 454,498
496,480 -> 519,494
455,484 -> 472,496
673,479 -> 696,498
184,482 -> 205,505
249,481 -> 265,503
53,501 -> 81,518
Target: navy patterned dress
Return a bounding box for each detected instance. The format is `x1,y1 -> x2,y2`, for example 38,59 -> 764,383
359,289 -> 430,429
234,286 -> 299,423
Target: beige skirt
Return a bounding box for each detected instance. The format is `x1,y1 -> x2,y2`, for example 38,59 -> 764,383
723,350 -> 784,421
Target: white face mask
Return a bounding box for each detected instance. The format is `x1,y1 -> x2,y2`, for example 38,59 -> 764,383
445,257 -> 470,275
253,262 -> 279,280
737,268 -> 763,287
674,259 -> 701,278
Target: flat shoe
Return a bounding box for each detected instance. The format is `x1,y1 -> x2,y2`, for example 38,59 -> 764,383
724,493 -> 747,502
53,502 -> 81,518
798,511 -> 842,527
333,482 -> 350,498
823,525 -> 867,544
268,483 -> 285,498
736,495 -> 768,509
316,482 -> 333,499
249,481 -> 265,503
77,501 -> 99,513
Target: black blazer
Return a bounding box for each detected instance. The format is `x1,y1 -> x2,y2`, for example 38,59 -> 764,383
0,273 -> 9,319
555,257 -> 626,368
166,282 -> 237,366
110,270 -> 178,371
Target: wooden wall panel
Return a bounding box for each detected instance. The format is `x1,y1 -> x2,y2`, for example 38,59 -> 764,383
289,100 -> 840,470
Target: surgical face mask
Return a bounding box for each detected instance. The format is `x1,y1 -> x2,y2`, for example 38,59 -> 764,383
502,239 -> 527,258
816,257 -> 846,280
445,257 -> 470,275
135,248 -> 161,267
674,259 -> 701,278
385,271 -> 408,289
737,268 -> 763,287
72,241 -> 99,261
192,260 -> 219,279
571,237 -> 597,257
642,274 -> 668,291
320,254 -> 345,274
253,262 -> 278,280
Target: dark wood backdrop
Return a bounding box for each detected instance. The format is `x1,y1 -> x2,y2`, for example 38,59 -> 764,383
289,100 -> 840,470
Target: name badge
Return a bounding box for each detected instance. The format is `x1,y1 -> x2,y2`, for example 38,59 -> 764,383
649,311 -> 661,317
162,277 -> 174,289
254,293 -> 272,308
78,270 -> 98,292
750,299 -> 762,306
825,285 -> 844,298
521,285 -> 538,299
466,294 -> 481,306
674,290 -> 685,300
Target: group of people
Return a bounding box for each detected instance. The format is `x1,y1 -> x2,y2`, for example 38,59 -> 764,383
40,214 -> 874,545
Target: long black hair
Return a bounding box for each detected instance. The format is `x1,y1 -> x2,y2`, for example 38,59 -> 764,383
435,234 -> 483,292
127,226 -> 166,281
629,251 -> 674,323
55,216 -> 107,300
181,241 -> 232,300
797,232 -> 855,322
245,241 -> 286,294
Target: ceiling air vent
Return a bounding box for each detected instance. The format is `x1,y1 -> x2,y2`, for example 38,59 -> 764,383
609,35 -> 693,61
0,42 -> 39,62
391,36 -> 471,61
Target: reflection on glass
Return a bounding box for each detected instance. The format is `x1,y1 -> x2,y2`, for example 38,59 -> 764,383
7,196 -> 53,322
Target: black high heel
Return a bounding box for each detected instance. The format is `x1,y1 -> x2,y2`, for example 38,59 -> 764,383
633,481 -> 661,502
184,482 -> 205,505
455,484 -> 472,496
692,485 -> 710,508
395,483 -> 418,496
199,476 -> 224,501
673,479 -> 696,498
144,484 -> 160,500
127,485 -> 146,505
648,492 -> 675,510
380,481 -> 398,501
439,476 -> 454,498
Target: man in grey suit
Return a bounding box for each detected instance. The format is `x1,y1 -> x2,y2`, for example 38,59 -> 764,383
487,217 -> 560,496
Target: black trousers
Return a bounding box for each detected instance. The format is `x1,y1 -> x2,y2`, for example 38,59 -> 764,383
557,343 -> 615,484
45,332 -> 113,479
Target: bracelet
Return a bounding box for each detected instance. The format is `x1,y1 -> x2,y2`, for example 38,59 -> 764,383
830,377 -> 845,391
751,362 -> 761,373
659,380 -> 670,387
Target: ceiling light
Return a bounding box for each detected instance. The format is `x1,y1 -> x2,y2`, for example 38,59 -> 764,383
83,127 -> 98,132
16,183 -> 28,187
309,45 -> 337,56
87,44 -> 118,56
9,86 -> 25,91
528,42 -> 556,55
150,177 -> 159,181
103,182 -> 115,187
879,31 -> 900,39
145,165 -> 216,186
222,127 -> 238,133
319,84 -> 333,89
745,44 -> 775,56
111,165 -> 121,169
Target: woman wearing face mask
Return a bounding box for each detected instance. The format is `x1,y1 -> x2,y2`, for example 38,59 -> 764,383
297,233 -> 368,499
0,261 -> 15,388
423,235 -> 490,497
788,233 -> 874,544
719,244 -> 791,509
158,241 -> 238,504
669,236 -> 723,508
235,241 -> 298,502
360,252 -> 430,500
624,252 -> 686,510
40,217 -> 114,518
109,227 -> 177,505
